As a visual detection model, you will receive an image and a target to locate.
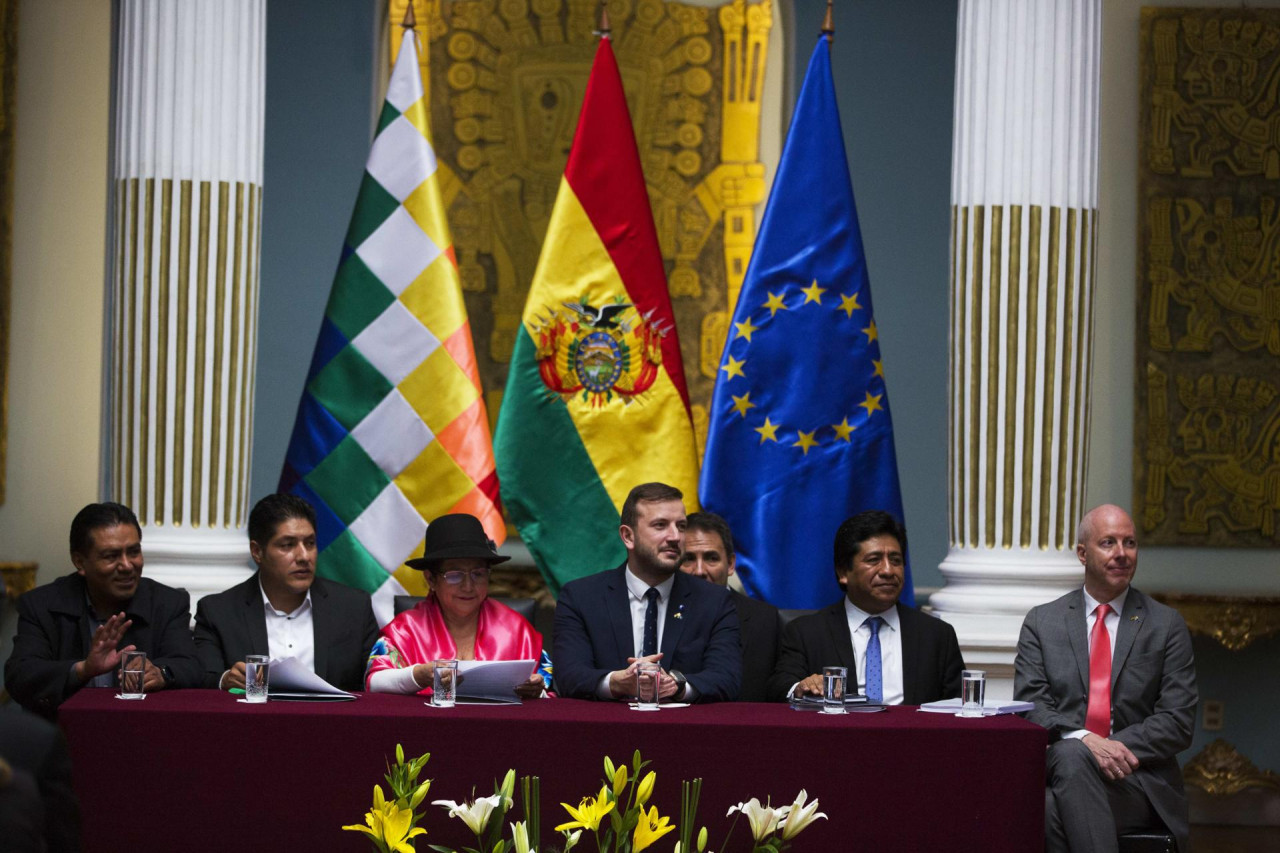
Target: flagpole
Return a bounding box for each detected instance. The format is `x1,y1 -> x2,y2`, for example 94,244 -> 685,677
822,0 -> 834,43
596,0 -> 611,39
401,1 -> 416,30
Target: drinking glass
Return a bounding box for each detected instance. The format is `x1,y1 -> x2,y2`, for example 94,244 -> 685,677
635,662 -> 662,710
245,655 -> 270,704
960,669 -> 986,717
432,659 -> 459,707
821,666 -> 847,714
119,650 -> 147,700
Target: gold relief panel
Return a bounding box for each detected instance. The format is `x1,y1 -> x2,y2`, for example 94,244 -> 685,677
1184,739 -> 1280,796
1152,592 -> 1280,652
390,0 -> 774,448
1136,9 -> 1280,547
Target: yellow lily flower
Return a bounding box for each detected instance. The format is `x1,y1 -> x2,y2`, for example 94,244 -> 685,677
379,801 -> 428,853
635,770 -> 656,806
555,786 -> 616,832
632,805 -> 677,852
612,764 -> 628,798
778,789 -> 827,841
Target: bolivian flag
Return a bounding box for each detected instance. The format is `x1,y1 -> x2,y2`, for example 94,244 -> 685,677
495,36 -> 700,594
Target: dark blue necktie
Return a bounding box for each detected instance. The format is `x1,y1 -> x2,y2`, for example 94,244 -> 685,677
641,588 -> 659,657
865,616 -> 883,703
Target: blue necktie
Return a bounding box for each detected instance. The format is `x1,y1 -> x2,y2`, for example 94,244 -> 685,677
865,616 -> 883,703
641,588 -> 659,657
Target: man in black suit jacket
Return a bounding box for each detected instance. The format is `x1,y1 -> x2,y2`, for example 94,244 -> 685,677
4,503 -> 202,718
553,483 -> 741,702
194,494 -> 378,693
679,512 -> 782,702
0,704 -> 80,852
766,510 -> 963,704
1015,504 -> 1196,853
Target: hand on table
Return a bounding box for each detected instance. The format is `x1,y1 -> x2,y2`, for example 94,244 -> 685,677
141,660 -> 166,692
514,673 -> 545,699
1083,733 -> 1139,781
608,653 -> 664,699
221,662 -> 247,691
794,674 -> 825,697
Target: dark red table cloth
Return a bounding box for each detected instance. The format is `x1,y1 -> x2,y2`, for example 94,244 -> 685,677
59,690 -> 1045,852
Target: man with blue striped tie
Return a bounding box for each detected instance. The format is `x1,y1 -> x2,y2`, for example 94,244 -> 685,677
766,511 -> 964,704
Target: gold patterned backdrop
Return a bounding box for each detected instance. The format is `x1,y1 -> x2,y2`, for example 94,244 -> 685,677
1137,8 -> 1280,547
390,0 -> 773,455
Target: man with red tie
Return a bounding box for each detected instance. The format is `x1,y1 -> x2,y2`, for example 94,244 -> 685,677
1015,504 -> 1197,853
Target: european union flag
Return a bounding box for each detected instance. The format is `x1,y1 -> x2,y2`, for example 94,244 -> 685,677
699,35 -> 913,610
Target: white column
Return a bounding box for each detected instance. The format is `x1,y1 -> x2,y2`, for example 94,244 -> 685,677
929,0 -> 1100,698
109,0 -> 266,604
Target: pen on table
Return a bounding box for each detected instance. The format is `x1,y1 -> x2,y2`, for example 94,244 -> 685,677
229,688 -> 245,695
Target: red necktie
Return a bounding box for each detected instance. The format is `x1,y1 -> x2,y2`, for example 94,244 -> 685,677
1085,603 -> 1112,738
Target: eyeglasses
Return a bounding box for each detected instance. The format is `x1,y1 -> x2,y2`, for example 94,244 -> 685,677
438,567 -> 491,586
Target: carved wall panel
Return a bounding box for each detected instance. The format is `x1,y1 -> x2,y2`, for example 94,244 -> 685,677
390,0 -> 774,456
1137,8 -> 1280,547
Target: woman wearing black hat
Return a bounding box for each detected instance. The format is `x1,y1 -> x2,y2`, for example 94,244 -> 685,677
365,514 -> 549,698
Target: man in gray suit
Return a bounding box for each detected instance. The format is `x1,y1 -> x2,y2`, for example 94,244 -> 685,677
1015,504 -> 1197,853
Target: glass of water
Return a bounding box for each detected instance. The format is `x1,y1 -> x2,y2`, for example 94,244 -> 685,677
821,666 -> 847,714
119,650 -> 147,699
635,662 -> 662,711
432,659 -> 459,707
245,655 -> 270,703
960,669 -> 986,717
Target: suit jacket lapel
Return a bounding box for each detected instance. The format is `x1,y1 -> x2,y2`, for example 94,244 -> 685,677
1111,589 -> 1145,690
606,566 -> 635,663
1064,589 -> 1090,693
825,602 -> 856,671
660,574 -> 689,662
311,580 -> 329,679
241,575 -> 270,655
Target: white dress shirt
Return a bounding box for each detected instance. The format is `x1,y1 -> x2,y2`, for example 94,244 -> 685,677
262,582 -> 316,671
1066,586 -> 1129,739
845,599 -> 904,705
594,567 -> 680,700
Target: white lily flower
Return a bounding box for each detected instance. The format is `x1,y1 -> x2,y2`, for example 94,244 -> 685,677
562,828 -> 583,851
726,797 -> 785,841
432,793 -> 509,836
779,789 -> 827,840
510,819 -> 534,853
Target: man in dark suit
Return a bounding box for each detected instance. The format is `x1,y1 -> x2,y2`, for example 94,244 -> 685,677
766,510 -> 963,704
4,502 -> 202,717
679,511 -> 782,702
194,494 -> 378,693
1015,504 -> 1196,853
553,482 -> 741,702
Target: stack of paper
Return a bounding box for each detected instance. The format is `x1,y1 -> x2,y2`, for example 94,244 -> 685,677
918,698 -> 1034,715
454,660 -> 538,704
266,657 -> 357,701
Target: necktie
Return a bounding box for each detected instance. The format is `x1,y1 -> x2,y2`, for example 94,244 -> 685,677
1085,603 -> 1113,738
641,588 -> 659,657
865,616 -> 883,703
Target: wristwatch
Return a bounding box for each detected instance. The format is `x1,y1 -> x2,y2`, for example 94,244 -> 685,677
669,670 -> 688,702
160,664 -> 176,688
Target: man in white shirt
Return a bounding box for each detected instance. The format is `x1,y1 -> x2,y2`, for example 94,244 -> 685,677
1015,504 -> 1197,853
766,510 -> 963,704
552,482 -> 741,703
194,494 -> 379,693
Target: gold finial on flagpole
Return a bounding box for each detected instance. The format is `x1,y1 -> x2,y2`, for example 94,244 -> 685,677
595,1 -> 612,39
401,1 -> 417,30
822,0 -> 834,43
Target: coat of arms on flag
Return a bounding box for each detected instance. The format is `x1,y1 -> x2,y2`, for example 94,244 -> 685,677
531,299 -> 670,406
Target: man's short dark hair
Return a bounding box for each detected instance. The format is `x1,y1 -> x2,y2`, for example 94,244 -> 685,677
685,512 -> 735,562
69,502 -> 142,555
620,482 -> 683,529
248,494 -> 317,546
832,510 -> 907,579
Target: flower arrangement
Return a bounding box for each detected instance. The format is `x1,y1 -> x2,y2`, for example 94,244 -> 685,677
344,746 -> 825,853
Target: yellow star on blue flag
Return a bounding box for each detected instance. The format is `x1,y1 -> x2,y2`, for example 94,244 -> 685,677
699,33 -> 912,610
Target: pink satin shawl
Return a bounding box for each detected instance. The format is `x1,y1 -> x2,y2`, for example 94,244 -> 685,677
364,595 -> 543,692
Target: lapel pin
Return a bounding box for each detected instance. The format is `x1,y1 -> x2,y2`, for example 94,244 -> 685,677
1129,615 -> 1141,621
674,605 -> 684,620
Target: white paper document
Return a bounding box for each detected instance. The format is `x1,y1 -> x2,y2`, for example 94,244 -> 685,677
266,656 -> 357,701
918,698 -> 1034,715
455,659 -> 537,703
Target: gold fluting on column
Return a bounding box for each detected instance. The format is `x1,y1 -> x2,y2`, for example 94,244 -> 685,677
954,205 -> 970,545
175,180 -> 192,527
1039,206 -> 1061,550
112,180 -> 126,505
968,206 -> 983,547
193,182 -> 211,528
211,181 -> 229,528
238,186 -> 262,523
140,179 -> 155,524
985,205 -> 1002,548
1002,205 -> 1022,548
1021,206 -> 1042,549
1075,210 -> 1097,529
226,183 -> 245,526
1056,209 -> 1078,549
948,206 -> 958,544
156,179 -> 173,525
